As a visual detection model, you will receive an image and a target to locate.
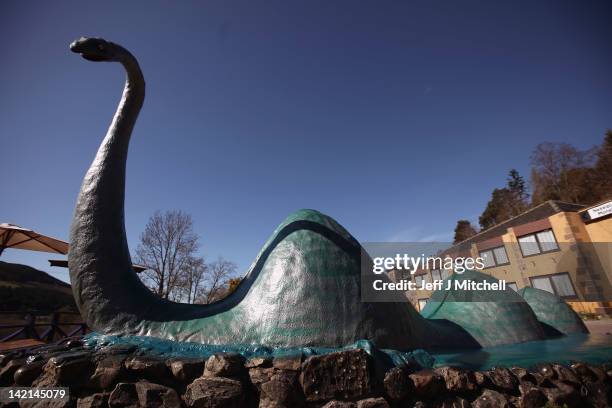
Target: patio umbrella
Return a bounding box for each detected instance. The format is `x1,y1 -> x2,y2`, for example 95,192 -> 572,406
0,223 -> 68,257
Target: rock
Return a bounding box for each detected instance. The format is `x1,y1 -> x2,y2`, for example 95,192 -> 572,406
542,381 -> 581,407
472,389 -> 509,408
409,369 -> 445,399
34,356 -> 95,387
356,397 -> 389,408
519,387 -> 547,408
124,356 -> 169,384
534,364 -> 556,381
13,360 -> 45,386
183,377 -> 244,408
383,367 -> 411,401
435,367 -> 477,394
571,362 -> 600,383
77,393 -> 109,408
245,357 -> 272,369
249,367 -> 275,395
433,397 -> 472,408
473,371 -> 492,389
272,356 -> 302,371
0,358 -> 25,386
486,368 -> 518,394
203,353 -> 246,378
552,364 -> 580,386
300,349 -> 373,402
135,381 -> 181,407
582,379 -> 610,408
322,402 -> 356,408
108,382 -> 138,407
259,369 -> 301,407
90,355 -> 126,390
168,358 -> 205,383
66,339 -> 84,349
97,344 -> 137,356
510,367 -> 536,385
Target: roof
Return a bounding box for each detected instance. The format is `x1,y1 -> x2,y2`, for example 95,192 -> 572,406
445,200 -> 586,254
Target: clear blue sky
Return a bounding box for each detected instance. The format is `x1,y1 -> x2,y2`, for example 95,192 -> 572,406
1,1 -> 611,283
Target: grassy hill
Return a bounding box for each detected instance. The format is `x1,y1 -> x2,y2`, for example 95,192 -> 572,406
0,261 -> 77,312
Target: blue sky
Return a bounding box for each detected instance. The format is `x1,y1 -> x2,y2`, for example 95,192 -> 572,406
1,1 -> 611,283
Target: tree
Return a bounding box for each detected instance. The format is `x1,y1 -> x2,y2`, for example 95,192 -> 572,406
178,256 -> 207,304
479,188 -> 514,230
506,169 -> 529,215
135,210 -> 199,300
530,142 -> 597,205
453,220 -> 477,244
591,130 -> 612,201
197,257 -> 238,304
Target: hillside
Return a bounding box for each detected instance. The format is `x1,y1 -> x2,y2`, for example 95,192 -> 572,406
0,261 -> 77,312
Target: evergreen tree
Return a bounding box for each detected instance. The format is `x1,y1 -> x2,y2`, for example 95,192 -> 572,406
592,130 -> 612,201
453,220 -> 477,244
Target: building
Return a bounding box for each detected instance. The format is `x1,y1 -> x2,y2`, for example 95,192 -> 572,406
407,199 -> 612,316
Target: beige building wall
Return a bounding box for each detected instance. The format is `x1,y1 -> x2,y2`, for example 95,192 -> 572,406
409,201 -> 612,315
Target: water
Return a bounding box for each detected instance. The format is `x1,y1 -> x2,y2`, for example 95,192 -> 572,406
432,334 -> 612,370
84,333 -> 612,371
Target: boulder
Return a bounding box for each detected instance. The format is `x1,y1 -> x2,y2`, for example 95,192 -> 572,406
34,356 -> 95,388
542,381 -> 581,407
432,397 -> 472,408
300,349 -> 373,402
472,389 -> 509,408
0,358 -> 25,386
183,377 -> 244,408
168,358 -> 205,383
135,381 -> 181,407
552,364 -> 580,386
356,397 -> 389,408
108,382 -> 139,407
245,357 -> 272,369
90,355 -> 126,390
435,367 -> 477,394
383,367 -> 411,401
13,360 -> 45,386
272,356 -> 302,371
259,369 -> 301,407
124,356 -> 170,384
486,368 -> 518,394
321,402 -> 356,408
76,393 -> 109,408
408,369 -> 445,399
203,353 -> 246,378
519,386 -> 547,408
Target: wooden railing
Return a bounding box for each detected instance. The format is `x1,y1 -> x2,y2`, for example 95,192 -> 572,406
0,311 -> 88,344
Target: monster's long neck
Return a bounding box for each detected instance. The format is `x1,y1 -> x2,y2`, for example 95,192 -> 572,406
68,51 -> 151,330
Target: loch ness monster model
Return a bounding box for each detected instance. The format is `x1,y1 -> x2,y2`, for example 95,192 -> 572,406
67,37 -> 584,351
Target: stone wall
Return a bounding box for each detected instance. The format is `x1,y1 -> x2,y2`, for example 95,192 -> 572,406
0,338 -> 611,407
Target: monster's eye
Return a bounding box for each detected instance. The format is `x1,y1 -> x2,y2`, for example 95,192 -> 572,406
98,44 -> 106,51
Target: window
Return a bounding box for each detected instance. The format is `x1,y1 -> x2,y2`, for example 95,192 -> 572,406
493,246 -> 509,264
415,275 -> 423,286
431,269 -> 442,281
530,273 -> 576,298
441,269 -> 450,280
518,229 -> 559,257
536,230 -> 559,252
479,245 -> 510,268
418,299 -> 428,311
507,282 -> 518,291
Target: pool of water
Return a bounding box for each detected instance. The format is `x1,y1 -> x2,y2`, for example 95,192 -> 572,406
85,333 -> 612,371
432,334 -> 612,370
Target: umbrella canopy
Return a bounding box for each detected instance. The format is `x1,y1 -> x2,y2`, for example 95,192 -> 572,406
0,223 -> 68,257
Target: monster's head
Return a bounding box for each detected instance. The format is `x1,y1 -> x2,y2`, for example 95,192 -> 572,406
70,37 -> 119,62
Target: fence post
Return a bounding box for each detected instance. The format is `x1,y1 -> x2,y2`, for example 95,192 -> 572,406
24,313 -> 39,340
